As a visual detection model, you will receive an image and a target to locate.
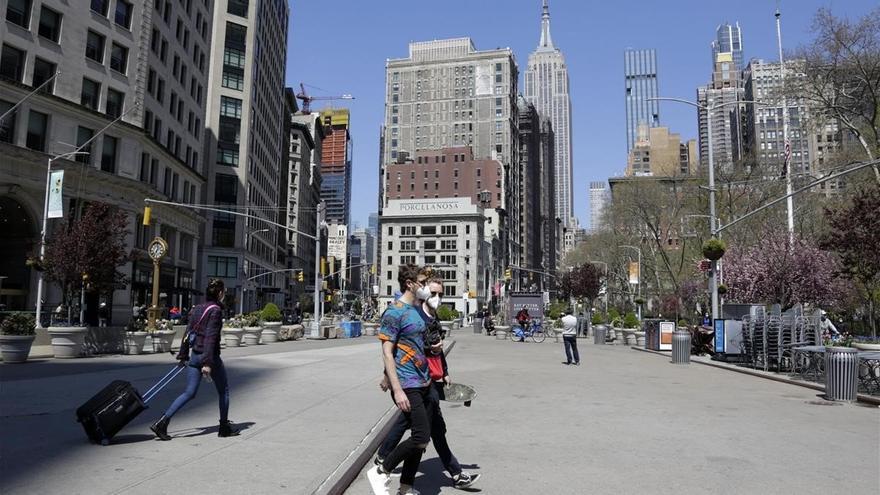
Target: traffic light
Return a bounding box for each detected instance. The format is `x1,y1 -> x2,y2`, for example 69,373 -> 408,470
297,270 -> 304,282
142,206 -> 152,226
504,267 -> 512,280
320,257 -> 327,275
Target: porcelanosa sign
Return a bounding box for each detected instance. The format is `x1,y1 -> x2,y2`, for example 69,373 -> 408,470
399,201 -> 462,213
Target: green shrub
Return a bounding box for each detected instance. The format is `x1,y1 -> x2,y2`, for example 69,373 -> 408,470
608,308 -> 621,322
436,305 -> 459,321
678,319 -> 689,327
0,313 -> 36,336
547,301 -> 567,319
242,312 -> 261,327
702,238 -> 726,260
623,312 -> 639,329
261,303 -> 282,322
591,312 -> 604,325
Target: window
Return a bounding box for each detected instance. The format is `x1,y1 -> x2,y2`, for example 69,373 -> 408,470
105,88 -> 123,118
401,226 -> 416,236
440,255 -> 456,265
101,136 -> 117,173
90,0 -> 108,16
401,255 -> 416,264
0,44 -> 26,83
441,240 -> 457,250
38,6 -> 61,42
110,43 -> 128,73
86,31 -> 105,63
222,67 -> 244,90
0,100 -> 15,143
26,110 -> 48,151
75,127 -> 93,164
227,0 -> 248,17
114,0 -> 132,28
220,96 -> 242,118
32,58 -> 56,93
421,226 -> 436,235
81,78 -> 100,110
423,240 -> 436,250
441,225 -> 456,235
6,0 -> 31,28
207,256 -> 238,278
401,240 -> 416,251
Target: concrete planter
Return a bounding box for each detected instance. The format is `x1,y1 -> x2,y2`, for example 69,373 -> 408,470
854,342 -> 880,351
242,326 -> 263,346
279,324 -> 304,341
151,330 -> 176,353
635,331 -> 646,347
48,326 -> 88,358
440,321 -> 453,337
363,322 -> 379,336
623,329 -> 637,346
124,331 -> 149,355
495,325 -> 510,340
0,335 -> 36,363
261,322 -> 281,343
223,327 -> 244,347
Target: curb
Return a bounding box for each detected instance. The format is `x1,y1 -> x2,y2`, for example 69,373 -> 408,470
313,339 -> 457,495
631,346 -> 880,406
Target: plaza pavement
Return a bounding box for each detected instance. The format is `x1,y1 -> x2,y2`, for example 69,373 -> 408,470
1,330 -> 878,495
347,331 -> 879,495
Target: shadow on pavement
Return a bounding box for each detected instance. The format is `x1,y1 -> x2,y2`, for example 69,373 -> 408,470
411,457 -> 483,495
0,363 -> 273,492
174,421 -> 256,438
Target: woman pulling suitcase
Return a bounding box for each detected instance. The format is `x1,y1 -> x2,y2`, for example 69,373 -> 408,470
150,278 -> 240,440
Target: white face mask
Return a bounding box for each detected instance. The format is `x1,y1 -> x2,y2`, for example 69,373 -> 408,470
427,295 -> 441,310
416,286 -> 432,301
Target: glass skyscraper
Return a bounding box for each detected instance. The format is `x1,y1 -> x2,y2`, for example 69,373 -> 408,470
712,22 -> 743,72
624,48 -> 660,153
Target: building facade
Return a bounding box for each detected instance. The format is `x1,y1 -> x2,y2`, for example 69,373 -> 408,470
712,22 -> 744,74
697,51 -> 745,171
319,108 -> 352,227
524,0 -> 574,227
379,198 -> 488,316
589,181 -> 609,232
381,37 -> 520,297
0,0 -> 211,323
201,0 -> 289,313
627,124 -> 697,177
623,48 -> 660,153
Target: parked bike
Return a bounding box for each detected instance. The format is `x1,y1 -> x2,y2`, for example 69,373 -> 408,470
510,319 -> 546,343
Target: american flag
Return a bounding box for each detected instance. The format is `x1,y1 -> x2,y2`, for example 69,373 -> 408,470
782,139 -> 791,177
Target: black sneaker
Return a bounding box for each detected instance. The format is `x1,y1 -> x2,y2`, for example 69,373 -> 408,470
561,361 -> 571,365
374,455 -> 384,468
453,472 -> 480,489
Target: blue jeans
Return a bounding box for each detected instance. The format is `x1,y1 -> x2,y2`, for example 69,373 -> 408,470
164,354 -> 229,421
563,335 -> 580,364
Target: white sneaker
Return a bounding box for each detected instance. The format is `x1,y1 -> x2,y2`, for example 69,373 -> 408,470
396,489 -> 420,495
366,465 -> 391,495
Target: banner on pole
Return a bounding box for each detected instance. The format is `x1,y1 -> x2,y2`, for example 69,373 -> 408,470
628,261 -> 640,285
48,170 -> 64,218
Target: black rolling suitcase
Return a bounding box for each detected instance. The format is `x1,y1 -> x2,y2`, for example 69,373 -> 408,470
76,365 -> 185,445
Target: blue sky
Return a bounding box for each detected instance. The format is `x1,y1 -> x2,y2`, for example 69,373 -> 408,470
286,0 -> 874,230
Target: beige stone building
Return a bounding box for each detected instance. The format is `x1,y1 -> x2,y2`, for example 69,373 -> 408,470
626,124 -> 697,177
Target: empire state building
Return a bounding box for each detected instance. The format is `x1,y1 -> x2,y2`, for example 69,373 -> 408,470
524,0 -> 574,227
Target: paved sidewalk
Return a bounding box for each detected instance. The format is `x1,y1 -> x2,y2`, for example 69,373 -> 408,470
347,332 -> 879,494
1,337 -> 388,495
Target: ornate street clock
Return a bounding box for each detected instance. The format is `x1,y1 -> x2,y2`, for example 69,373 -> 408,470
148,237 -> 168,261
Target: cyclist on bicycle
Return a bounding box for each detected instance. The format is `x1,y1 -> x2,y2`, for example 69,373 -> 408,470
515,306 -> 531,342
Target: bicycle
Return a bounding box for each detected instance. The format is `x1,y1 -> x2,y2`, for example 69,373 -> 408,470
509,319 -> 546,343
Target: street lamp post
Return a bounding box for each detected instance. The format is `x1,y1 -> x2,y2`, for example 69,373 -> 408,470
589,261 -> 608,316
34,104 -> 137,328
618,245 -> 641,321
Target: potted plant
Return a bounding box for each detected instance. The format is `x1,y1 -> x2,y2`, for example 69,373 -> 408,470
241,311 -> 263,345
151,319 -> 176,353
436,305 -> 458,336
0,314 -> 37,363
124,318 -> 149,355
222,315 -> 244,347
702,238 -> 726,261
622,311 -> 639,345
853,338 -> 880,351
717,284 -> 728,296
260,303 -> 282,343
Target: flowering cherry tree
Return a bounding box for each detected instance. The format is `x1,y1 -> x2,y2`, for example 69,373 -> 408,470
724,230 -> 844,310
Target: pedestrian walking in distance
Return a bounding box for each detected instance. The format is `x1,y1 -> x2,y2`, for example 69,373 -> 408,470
367,264 -> 434,495
150,278 -> 240,440
561,309 -> 580,365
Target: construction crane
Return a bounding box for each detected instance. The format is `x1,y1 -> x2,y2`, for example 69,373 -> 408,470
296,83 -> 354,114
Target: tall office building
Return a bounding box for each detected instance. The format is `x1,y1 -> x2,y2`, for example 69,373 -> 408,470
589,182 -> 610,232
202,0 -> 289,312
524,0 -> 574,227
381,37 -> 520,297
623,49 -> 660,153
697,24 -> 745,172
0,0 -> 212,322
627,124 -> 697,177
712,22 -> 744,73
319,108 -> 352,227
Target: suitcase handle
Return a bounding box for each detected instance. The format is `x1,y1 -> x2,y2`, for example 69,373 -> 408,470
142,365 -> 186,403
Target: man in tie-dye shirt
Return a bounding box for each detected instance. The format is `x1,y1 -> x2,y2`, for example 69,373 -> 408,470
368,264 -> 434,495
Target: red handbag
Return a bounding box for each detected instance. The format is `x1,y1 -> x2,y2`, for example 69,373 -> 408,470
427,354 -> 444,380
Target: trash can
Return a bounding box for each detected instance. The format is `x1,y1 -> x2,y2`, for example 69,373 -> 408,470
473,317 -> 483,334
593,324 -> 606,345
824,346 -> 859,401
672,328 -> 691,364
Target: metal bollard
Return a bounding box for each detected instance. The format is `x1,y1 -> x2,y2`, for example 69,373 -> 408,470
824,347 -> 859,401
593,325 -> 606,345
671,329 -> 691,364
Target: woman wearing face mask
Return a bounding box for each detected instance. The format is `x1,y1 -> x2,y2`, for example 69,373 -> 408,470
377,277 -> 481,490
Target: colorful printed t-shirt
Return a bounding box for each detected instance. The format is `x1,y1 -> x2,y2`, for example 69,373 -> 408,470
378,300 -> 430,389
